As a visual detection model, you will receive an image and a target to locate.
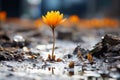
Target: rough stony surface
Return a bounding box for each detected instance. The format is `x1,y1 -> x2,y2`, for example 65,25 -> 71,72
0,47 -> 24,61
72,34 -> 120,79
91,34 -> 120,62
0,23 -> 120,80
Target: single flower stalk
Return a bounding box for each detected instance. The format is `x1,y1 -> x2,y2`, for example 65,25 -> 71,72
42,11 -> 64,61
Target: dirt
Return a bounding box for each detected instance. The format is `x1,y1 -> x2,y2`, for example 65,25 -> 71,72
0,23 -> 120,80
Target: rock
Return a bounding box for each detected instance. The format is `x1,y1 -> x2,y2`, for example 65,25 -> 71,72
63,54 -> 73,59
68,71 -> 74,76
0,47 -> 24,61
102,34 -> 120,46
107,44 -> 120,53
56,58 -> 62,62
90,34 -> 120,62
13,35 -> 25,42
90,43 -> 107,58
69,61 -> 74,68
12,35 -> 30,48
0,34 -> 30,48
73,46 -> 89,56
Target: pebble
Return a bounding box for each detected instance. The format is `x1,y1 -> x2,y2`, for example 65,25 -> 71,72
13,35 -> 25,42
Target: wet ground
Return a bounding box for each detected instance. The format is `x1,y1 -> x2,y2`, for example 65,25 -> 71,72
0,22 -> 120,80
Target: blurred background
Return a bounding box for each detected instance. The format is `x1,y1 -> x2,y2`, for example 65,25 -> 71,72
0,0 -> 120,30
0,0 -> 120,19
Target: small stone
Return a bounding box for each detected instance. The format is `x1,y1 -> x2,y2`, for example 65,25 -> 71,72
52,55 -> 56,61
46,54 -> 51,61
10,68 -> 16,71
68,71 -> 74,76
73,46 -> 88,55
23,47 -> 29,52
33,64 -> 36,67
6,73 -> 13,77
56,58 -> 62,62
48,67 -> 51,71
68,54 -> 72,58
69,61 -> 74,68
13,35 -> 25,42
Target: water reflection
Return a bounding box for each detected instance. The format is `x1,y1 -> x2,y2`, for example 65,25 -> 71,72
68,71 -> 74,76
48,67 -> 55,75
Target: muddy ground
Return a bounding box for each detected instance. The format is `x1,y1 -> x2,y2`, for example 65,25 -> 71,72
0,22 -> 120,80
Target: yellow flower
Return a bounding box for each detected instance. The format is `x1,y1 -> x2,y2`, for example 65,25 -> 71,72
42,11 -> 64,29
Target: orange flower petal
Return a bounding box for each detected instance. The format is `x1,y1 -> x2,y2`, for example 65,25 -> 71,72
42,11 -> 64,28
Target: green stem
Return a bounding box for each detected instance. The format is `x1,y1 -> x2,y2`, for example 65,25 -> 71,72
52,28 -> 55,60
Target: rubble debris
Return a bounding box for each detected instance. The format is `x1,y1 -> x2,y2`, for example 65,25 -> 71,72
90,34 -> 120,62
73,46 -> 89,55
77,49 -> 84,61
69,61 -> 74,68
0,47 -> 39,61
87,53 -> 94,64
0,47 -> 24,61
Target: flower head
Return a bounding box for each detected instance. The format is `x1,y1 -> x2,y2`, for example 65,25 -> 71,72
42,11 -> 64,29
